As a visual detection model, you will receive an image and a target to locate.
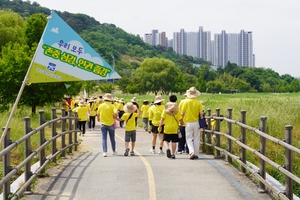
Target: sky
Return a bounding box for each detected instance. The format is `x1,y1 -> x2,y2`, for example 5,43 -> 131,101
33,0 -> 300,77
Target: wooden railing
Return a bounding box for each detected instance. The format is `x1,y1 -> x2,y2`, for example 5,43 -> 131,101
1,108 -> 80,200
202,108 -> 300,200
1,107 -> 300,200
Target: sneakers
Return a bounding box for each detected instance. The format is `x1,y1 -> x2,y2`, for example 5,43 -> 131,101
177,151 -> 182,154
150,149 -> 156,154
130,151 -> 135,156
189,153 -> 198,160
158,149 -> 164,155
166,148 -> 171,158
103,152 -> 107,157
112,151 -> 117,155
124,148 -> 130,156
171,154 -> 176,159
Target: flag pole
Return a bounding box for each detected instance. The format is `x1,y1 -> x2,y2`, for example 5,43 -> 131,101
0,13 -> 52,144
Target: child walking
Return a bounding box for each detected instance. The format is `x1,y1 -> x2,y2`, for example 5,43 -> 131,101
158,95 -> 183,159
116,102 -> 139,156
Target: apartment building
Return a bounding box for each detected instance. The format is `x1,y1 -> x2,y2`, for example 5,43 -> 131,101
144,27 -> 255,68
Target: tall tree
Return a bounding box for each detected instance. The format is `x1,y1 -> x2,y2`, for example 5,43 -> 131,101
133,58 -> 183,94
0,9 -> 24,51
23,13 -> 47,48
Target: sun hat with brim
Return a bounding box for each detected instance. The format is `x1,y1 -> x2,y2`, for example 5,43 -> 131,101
131,97 -> 137,103
119,98 -> 125,103
103,93 -> 113,101
154,95 -> 164,104
186,87 -> 201,98
78,101 -> 85,106
183,90 -> 189,97
165,102 -> 179,116
124,102 -> 137,113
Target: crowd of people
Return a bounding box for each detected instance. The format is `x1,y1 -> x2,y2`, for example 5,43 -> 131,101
61,86 -> 210,160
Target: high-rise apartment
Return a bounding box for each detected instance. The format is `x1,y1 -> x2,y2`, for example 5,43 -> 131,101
144,27 -> 255,67
143,30 -> 168,47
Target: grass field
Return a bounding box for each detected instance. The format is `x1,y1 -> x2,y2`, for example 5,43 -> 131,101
1,92 -> 300,196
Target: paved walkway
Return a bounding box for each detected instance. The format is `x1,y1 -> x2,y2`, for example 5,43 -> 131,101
21,122 -> 273,200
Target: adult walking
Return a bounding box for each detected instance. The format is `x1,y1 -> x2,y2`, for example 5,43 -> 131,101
97,93 -> 118,157
77,101 -> 88,136
118,98 -> 125,128
141,100 -> 150,132
181,87 -> 203,159
177,91 -> 189,154
87,98 -> 97,130
159,95 -> 183,159
149,95 -> 165,154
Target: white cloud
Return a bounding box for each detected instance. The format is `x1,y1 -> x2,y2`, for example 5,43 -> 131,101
51,27 -> 59,34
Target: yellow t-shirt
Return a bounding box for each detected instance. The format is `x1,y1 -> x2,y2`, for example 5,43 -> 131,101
118,103 -> 124,111
121,112 -> 139,131
181,98 -> 203,122
87,102 -> 97,116
141,105 -> 150,118
77,106 -> 88,121
178,99 -> 187,125
97,102 -> 118,126
161,109 -> 182,134
149,105 -> 164,126
211,119 -> 216,130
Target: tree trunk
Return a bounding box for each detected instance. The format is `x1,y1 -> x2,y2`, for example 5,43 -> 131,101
31,105 -> 36,115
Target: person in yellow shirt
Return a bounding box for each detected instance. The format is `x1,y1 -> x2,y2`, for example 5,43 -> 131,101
177,91 -> 189,154
97,93 -> 118,157
118,98 -> 125,128
159,95 -> 183,159
61,100 -> 69,116
87,98 -> 97,130
141,100 -> 150,132
77,101 -> 88,136
148,95 -> 165,154
181,87 -> 203,160
116,102 -> 139,156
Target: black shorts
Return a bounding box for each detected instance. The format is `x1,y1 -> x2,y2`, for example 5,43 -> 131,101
163,133 -> 179,143
151,125 -> 164,134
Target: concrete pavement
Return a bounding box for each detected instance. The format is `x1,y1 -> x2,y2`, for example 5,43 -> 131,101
21,122 -> 273,200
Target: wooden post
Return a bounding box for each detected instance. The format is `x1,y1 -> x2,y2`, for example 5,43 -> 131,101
2,127 -> 11,199
39,110 -> 46,175
227,108 -> 233,164
24,117 -> 32,194
61,108 -> 66,158
51,108 -> 57,164
207,108 -> 213,154
214,108 -> 222,159
284,125 -> 293,199
258,116 -> 267,192
240,110 -> 246,173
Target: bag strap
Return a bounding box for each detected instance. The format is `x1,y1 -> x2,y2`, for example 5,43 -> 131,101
126,113 -> 133,123
173,116 -> 178,123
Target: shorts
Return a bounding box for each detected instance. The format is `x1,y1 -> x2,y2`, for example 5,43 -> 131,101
125,130 -> 136,142
163,133 -> 179,143
151,125 -> 164,134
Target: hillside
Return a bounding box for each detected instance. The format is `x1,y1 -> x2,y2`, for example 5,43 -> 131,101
1,0 -> 300,94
